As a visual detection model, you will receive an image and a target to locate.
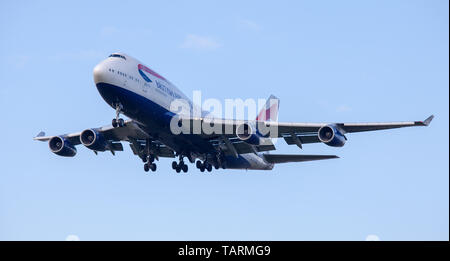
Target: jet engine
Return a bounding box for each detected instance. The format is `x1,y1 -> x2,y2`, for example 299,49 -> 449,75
48,136 -> 77,157
80,129 -> 108,151
318,124 -> 347,147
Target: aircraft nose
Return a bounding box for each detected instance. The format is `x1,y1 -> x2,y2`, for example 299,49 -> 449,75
93,62 -> 108,84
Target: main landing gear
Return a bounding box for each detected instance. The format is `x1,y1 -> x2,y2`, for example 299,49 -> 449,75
112,103 -> 125,128
144,154 -> 157,172
196,160 -> 212,172
172,156 -> 188,173
142,139 -> 157,173
141,150 -> 223,174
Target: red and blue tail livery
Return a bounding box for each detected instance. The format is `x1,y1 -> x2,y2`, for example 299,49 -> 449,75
256,95 -> 279,122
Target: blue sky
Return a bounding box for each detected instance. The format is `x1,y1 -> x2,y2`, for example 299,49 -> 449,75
0,0 -> 448,240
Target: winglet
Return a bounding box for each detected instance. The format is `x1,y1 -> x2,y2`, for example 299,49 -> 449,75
415,115 -> 434,126
423,115 -> 434,126
33,131 -> 49,142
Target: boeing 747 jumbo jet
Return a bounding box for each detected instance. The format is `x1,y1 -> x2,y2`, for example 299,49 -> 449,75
34,53 -> 433,173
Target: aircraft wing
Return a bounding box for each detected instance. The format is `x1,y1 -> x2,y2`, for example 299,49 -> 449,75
184,115 -> 433,136
34,131 -> 83,145
35,114 -> 433,158
276,115 -> 434,146
34,120 -> 152,142
33,120 -> 176,158
275,114 -> 434,134
180,115 -> 433,150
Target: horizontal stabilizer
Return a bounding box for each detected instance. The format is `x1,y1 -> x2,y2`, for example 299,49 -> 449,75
263,154 -> 339,164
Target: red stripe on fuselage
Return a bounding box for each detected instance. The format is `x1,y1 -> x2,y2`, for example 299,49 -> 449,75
138,64 -> 167,81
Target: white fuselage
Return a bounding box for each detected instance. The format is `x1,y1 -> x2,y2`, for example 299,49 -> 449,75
93,53 -> 273,170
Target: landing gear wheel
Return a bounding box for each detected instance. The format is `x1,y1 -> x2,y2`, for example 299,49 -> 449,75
172,161 -> 178,169
118,118 -> 125,127
206,164 -> 212,172
150,163 -> 157,172
144,163 -> 149,172
112,119 -> 118,128
200,165 -> 205,172
176,166 -> 181,173
182,164 -> 188,173
148,155 -> 154,163
196,161 -> 202,169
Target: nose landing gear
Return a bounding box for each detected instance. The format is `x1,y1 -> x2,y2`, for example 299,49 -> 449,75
112,118 -> 125,128
112,103 -> 125,128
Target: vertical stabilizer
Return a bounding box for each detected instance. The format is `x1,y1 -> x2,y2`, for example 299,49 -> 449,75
256,95 -> 280,122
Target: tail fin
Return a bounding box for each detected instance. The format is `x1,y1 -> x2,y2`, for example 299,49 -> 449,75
256,95 -> 280,121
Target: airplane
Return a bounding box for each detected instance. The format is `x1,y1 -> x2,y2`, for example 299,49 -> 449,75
34,52 -> 434,173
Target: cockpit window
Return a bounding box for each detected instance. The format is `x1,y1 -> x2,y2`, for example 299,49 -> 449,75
108,54 -> 126,60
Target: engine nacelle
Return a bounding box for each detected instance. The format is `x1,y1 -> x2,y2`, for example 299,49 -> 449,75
236,122 -> 264,145
318,124 -> 347,147
48,136 -> 77,157
80,129 -> 107,151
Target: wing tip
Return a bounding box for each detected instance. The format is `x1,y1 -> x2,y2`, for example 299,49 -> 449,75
416,115 -> 434,126
423,115 -> 434,126
33,131 -> 50,142
33,131 -> 45,140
